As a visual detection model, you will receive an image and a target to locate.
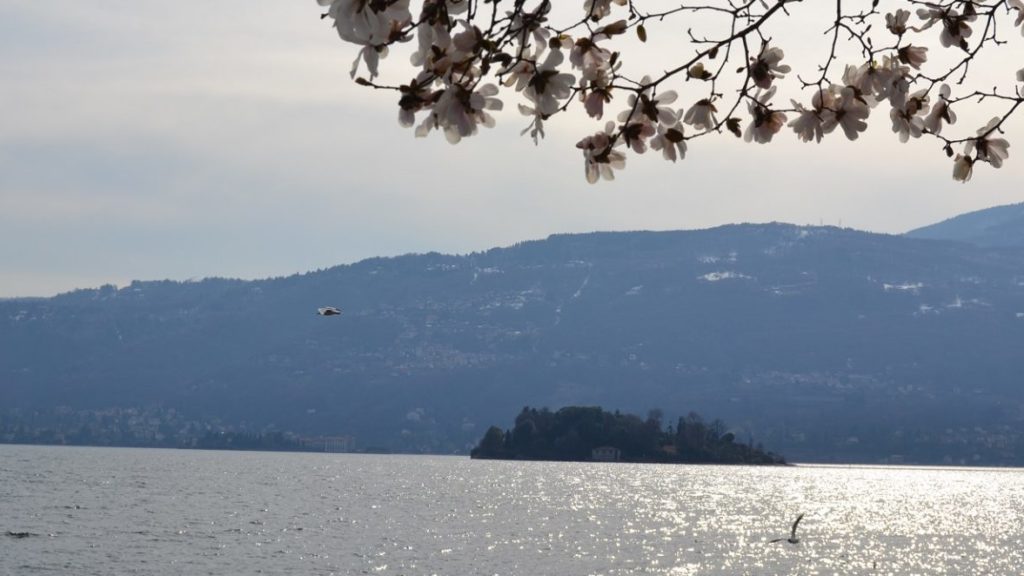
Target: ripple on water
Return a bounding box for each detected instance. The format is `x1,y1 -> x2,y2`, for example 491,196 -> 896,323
2,447 -> 1023,575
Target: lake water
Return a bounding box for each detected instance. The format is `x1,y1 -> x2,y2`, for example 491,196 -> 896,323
1,445 -> 1022,575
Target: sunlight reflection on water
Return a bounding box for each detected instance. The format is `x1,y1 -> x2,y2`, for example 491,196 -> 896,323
1,446 -> 1022,575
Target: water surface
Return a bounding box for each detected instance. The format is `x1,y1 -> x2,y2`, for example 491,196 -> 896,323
1,445 -> 1021,575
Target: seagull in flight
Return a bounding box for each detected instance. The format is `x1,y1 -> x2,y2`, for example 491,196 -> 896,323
317,306 -> 342,316
769,513 -> 804,544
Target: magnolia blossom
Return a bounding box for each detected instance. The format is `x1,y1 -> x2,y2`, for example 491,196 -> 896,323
319,0 -> 412,77
583,0 -> 627,21
841,63 -> 884,108
619,120 -> 656,154
749,45 -> 791,89
580,69 -> 614,120
953,154 -> 974,182
886,9 -> 911,35
683,99 -> 718,131
687,62 -> 711,81
319,0 -> 411,44
650,120 -> 687,162
897,45 -> 928,70
523,50 -> 576,116
506,2 -> 552,50
412,0 -> 470,66
412,23 -> 445,68
744,88 -> 787,144
618,79 -> 679,126
570,35 -> 615,82
916,4 -> 974,48
501,45 -> 543,91
417,82 -> 503,143
317,0 -> 1021,185
788,88 -> 834,143
517,103 -> 546,143
789,104 -> 824,143
966,117 -> 1010,168
923,84 -> 956,134
877,55 -> 911,107
414,23 -> 480,77
576,121 -> 626,183
823,86 -> 871,140
398,71 -> 441,127
419,0 -> 468,23
890,89 -> 929,143
1009,0 -> 1024,35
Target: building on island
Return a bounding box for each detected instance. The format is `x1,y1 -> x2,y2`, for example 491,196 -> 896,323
301,435 -> 355,453
591,446 -> 621,462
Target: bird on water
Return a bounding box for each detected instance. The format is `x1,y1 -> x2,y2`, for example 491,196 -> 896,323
317,307 -> 342,316
769,513 -> 804,544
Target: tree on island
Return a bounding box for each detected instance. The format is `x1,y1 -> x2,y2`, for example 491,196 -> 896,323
471,406 -> 785,464
315,0 -> 1022,182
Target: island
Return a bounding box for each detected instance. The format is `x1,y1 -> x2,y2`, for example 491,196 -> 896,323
471,406 -> 785,465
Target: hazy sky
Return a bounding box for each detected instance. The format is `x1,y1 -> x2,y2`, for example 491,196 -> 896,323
2,1 -> 1022,298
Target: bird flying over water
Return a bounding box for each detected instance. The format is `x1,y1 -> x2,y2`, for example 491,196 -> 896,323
769,513 -> 804,544
317,306 -> 342,316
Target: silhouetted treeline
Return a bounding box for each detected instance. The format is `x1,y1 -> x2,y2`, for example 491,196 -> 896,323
471,406 -> 785,464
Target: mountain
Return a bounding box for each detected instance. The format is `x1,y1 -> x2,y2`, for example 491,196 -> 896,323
907,202 -> 1024,247
3,223 -> 1024,464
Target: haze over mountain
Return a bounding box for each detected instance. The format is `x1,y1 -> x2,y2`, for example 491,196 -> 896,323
907,202 -> 1024,248
3,213 -> 1024,464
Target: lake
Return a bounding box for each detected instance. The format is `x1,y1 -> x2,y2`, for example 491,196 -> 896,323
1,445 -> 1021,575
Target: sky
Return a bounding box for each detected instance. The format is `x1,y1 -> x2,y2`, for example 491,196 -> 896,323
1,1 -> 1022,298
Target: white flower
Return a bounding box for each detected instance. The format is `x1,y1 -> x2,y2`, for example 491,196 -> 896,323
619,119 -> 656,154
789,105 -> 824,142
649,120 -> 687,162
500,45 -> 543,92
411,22 -> 479,78
618,79 -> 679,126
889,89 -> 929,143
418,82 -> 503,143
351,44 -> 388,78
748,45 -> 791,90
576,121 -> 626,183
517,103 -> 545,144
743,87 -> 787,144
886,9 -> 910,35
841,63 -> 884,108
398,72 -> 440,127
411,23 -> 445,68
318,0 -> 412,79
580,68 -> 614,120
952,154 -> 974,182
683,99 -> 718,131
506,2 -> 552,51
923,84 -> 956,135
897,45 -> 928,70
616,82 -> 674,153
877,55 -> 910,107
788,88 -> 834,143
966,117 -> 1010,168
583,0 -> 627,21
822,86 -> 870,140
319,0 -> 411,46
687,62 -> 711,81
523,50 -> 576,116
570,35 -> 614,82
916,4 -> 974,49
1009,0 -> 1024,36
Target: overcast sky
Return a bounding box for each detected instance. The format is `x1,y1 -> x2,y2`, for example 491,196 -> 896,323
2,1 -> 1022,298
